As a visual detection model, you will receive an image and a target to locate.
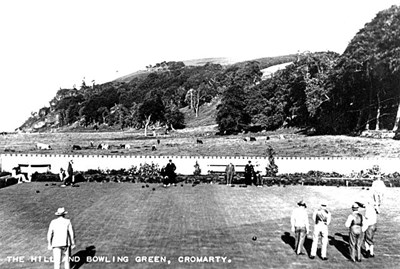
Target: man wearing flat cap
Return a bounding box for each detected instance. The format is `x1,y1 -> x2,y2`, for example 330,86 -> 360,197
345,203 -> 365,262
290,200 -> 309,255
47,207 -> 75,269
310,203 -> 331,260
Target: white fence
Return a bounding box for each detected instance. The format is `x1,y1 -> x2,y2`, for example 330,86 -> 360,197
0,154 -> 399,176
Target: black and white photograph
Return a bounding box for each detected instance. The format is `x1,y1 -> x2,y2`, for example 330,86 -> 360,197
1,0 -> 400,268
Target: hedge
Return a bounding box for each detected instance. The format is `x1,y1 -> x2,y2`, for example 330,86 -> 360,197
0,177 -> 18,189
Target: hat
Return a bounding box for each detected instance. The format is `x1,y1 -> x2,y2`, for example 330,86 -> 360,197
351,203 -> 359,210
297,200 -> 306,207
55,207 -> 67,216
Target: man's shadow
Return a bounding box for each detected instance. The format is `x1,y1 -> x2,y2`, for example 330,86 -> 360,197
71,245 -> 96,269
281,232 -> 313,255
329,233 -> 351,260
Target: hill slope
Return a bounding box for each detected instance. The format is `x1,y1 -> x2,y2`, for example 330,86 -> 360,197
19,55 -> 296,133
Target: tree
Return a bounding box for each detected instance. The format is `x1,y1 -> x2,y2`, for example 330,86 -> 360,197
216,85 -> 250,134
97,107 -> 109,124
138,92 -> 166,135
165,103 -> 185,129
323,5 -> 400,133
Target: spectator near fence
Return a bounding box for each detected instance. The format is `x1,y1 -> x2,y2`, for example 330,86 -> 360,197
244,161 -> 255,186
59,168 -> 66,182
165,159 -> 176,186
47,207 -> 75,269
225,163 -> 235,186
12,167 -> 28,183
161,166 -> 169,187
61,160 -> 75,187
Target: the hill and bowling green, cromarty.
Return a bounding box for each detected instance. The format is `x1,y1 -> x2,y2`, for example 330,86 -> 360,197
16,6 -> 400,148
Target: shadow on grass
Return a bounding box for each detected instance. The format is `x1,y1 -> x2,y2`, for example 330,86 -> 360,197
71,245 -> 96,269
281,232 -> 295,250
281,232 -> 313,255
329,233 -> 351,260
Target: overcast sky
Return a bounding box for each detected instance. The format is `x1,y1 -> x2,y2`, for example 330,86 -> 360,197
0,0 -> 399,131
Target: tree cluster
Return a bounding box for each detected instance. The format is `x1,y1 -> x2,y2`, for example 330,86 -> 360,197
218,5 -> 400,135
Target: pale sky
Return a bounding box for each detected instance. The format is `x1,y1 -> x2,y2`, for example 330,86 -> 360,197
0,0 -> 399,131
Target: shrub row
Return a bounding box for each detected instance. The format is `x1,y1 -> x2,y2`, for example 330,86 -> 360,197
9,169 -> 400,187
0,177 -> 18,189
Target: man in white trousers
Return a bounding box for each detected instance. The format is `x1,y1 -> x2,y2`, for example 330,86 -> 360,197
310,203 -> 331,260
47,207 -> 76,269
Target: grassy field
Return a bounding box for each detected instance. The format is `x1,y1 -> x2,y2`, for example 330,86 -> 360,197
1,128 -> 400,158
0,182 -> 399,269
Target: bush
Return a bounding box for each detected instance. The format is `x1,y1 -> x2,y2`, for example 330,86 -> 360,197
31,172 -> 59,182
0,172 -> 11,177
0,177 -> 18,188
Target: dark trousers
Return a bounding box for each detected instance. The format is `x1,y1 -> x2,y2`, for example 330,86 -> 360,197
167,173 -> 176,184
163,176 -> 169,185
294,227 -> 307,254
349,226 -> 363,261
64,175 -> 73,185
226,172 -> 234,184
245,174 -> 252,185
364,224 -> 377,246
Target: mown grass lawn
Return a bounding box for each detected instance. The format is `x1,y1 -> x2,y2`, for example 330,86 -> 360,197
0,182 -> 399,269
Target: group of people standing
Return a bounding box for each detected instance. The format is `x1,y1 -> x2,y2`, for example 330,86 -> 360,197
59,160 -> 75,187
225,161 -> 261,186
291,176 -> 385,262
161,159 -> 177,187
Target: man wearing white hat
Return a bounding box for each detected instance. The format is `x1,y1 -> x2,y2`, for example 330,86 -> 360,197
291,200 -> 309,255
47,207 -> 75,269
310,203 -> 331,260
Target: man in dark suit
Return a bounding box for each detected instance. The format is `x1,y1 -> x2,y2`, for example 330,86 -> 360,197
244,161 -> 254,185
165,159 -> 177,186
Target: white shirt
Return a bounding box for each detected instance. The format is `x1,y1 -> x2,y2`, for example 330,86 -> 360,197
291,207 -> 309,230
47,217 -> 75,248
345,211 -> 362,228
364,204 -> 378,226
313,208 -> 331,225
371,179 -> 386,194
